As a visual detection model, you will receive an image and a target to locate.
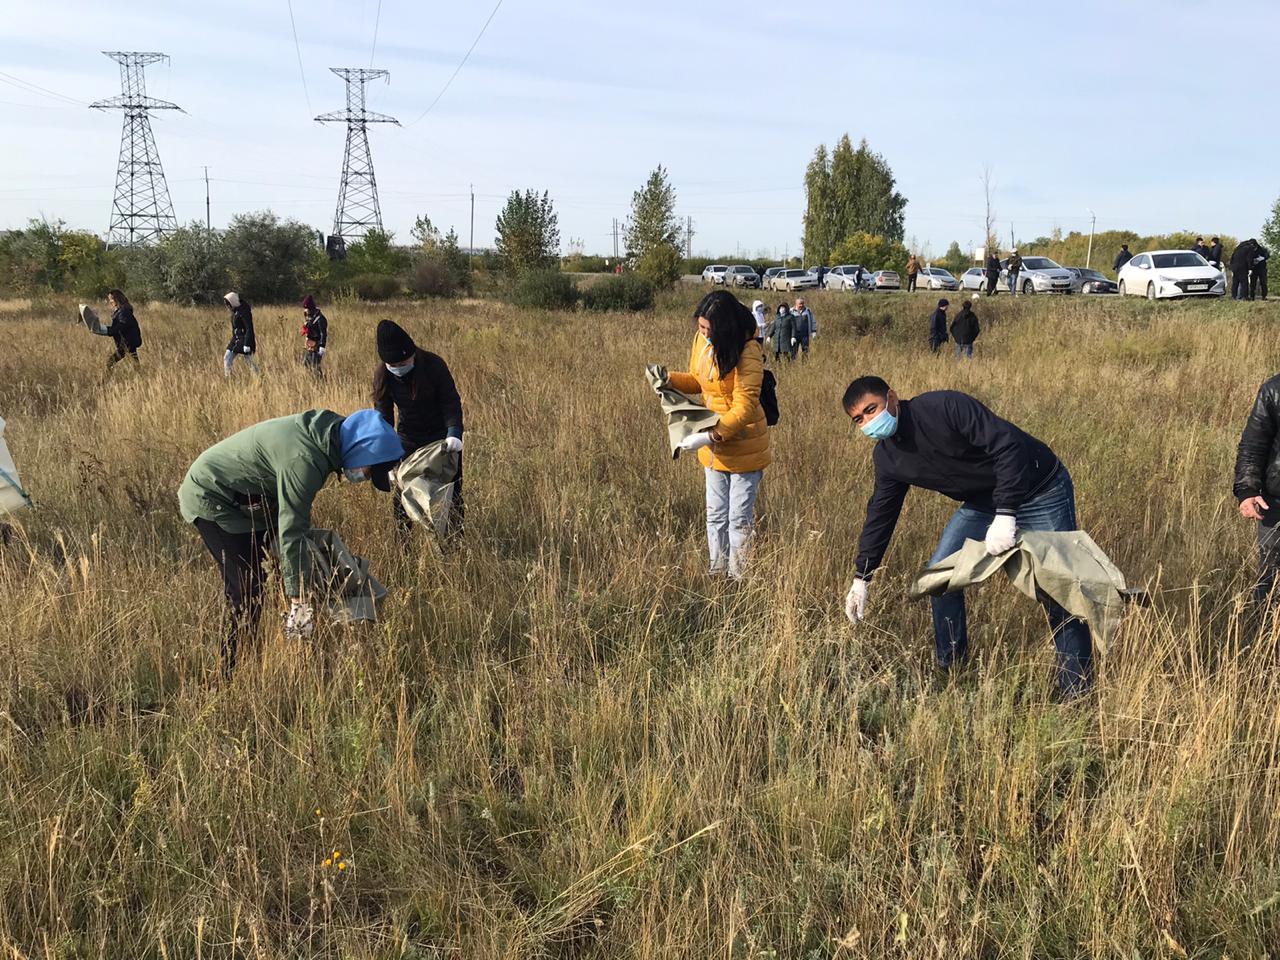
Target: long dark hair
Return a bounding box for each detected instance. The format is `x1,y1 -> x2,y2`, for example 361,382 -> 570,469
106,288 -> 131,311
694,290 -> 755,376
372,347 -> 422,406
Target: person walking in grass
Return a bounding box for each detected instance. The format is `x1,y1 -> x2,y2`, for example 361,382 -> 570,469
94,288 -> 143,371
660,290 -> 770,579
751,299 -> 770,343
840,375 -> 1091,697
950,298 -> 980,358
985,253 -> 1001,296
223,292 -> 261,378
373,319 -> 466,533
772,303 -> 796,362
928,299 -> 949,354
300,294 -> 328,377
1006,250 -> 1023,295
906,253 -> 922,293
793,296 -> 816,358
1234,373 -> 1280,610
178,408 -> 403,677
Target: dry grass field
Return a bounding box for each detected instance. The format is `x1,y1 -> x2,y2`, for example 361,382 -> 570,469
1,286 -> 1279,957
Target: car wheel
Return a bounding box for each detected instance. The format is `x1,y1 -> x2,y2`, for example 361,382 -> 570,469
1022,280 -> 1034,295
1118,281 -> 1126,296
1147,282 -> 1156,301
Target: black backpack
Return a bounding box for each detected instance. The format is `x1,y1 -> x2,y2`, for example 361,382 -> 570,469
761,369 -> 779,426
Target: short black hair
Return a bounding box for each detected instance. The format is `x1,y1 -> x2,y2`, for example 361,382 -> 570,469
842,376 -> 890,412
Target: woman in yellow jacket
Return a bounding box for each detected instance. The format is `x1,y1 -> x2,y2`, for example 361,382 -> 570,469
664,290 -> 771,577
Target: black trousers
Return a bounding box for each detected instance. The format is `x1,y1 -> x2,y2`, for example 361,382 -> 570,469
986,274 -> 998,294
1252,270 -> 1268,300
107,343 -> 139,369
907,274 -> 917,292
195,518 -> 272,675
303,350 -> 324,377
1233,273 -> 1251,300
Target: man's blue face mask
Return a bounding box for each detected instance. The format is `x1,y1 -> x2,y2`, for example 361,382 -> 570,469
861,403 -> 898,441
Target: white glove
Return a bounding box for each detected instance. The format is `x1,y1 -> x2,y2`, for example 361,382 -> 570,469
242,346 -> 252,355
984,514 -> 1018,555
317,347 -> 326,356
678,431 -> 714,452
845,578 -> 869,625
444,436 -> 463,453
284,599 -> 315,639
790,337 -> 797,347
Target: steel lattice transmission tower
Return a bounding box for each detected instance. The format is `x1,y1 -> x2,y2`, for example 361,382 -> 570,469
315,68 -> 399,242
91,52 -> 181,247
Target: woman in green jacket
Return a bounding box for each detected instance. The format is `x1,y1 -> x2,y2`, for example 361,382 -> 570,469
178,408 -> 403,675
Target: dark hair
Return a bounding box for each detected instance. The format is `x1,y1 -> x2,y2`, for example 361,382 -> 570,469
842,376 -> 890,412
1211,237 -> 1219,243
776,302 -> 789,314
372,347 -> 423,406
694,290 -> 755,376
106,288 -> 130,310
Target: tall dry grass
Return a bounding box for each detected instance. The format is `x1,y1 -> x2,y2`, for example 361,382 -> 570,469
0,287 -> 1279,957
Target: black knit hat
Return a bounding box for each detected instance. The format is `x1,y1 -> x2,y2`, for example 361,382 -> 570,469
938,298 -> 950,307
376,319 -> 415,364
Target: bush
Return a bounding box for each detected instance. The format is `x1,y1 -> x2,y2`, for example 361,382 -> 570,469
582,273 -> 656,312
408,258 -> 456,298
636,245 -> 682,288
512,270 -> 578,310
222,211 -> 322,303
352,274 -> 401,301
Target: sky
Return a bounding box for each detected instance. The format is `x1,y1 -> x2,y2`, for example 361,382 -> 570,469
2,0 -> 1276,260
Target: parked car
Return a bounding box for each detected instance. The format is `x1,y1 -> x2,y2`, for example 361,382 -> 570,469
724,265 -> 760,288
770,268 -> 819,292
960,267 -> 987,291
918,267 -> 960,291
867,270 -> 901,291
825,264 -> 867,291
1116,250 -> 1226,300
1001,256 -> 1073,295
701,264 -> 728,284
1065,267 -> 1119,295
760,267 -> 784,288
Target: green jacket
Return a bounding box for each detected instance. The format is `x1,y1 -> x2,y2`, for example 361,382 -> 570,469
178,410 -> 344,597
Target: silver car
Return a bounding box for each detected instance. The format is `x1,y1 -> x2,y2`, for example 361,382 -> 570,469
701,264 -> 728,284
867,270 -> 901,291
918,267 -> 960,291
825,264 -> 868,291
724,265 -> 760,288
1002,256 -> 1073,295
960,267 -> 987,291
770,268 -> 818,292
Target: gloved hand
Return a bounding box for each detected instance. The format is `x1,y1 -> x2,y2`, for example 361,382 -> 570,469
444,436 -> 463,453
678,431 -> 714,452
284,599 -> 315,639
790,337 -> 797,347
845,578 -> 869,625
242,345 -> 252,355
984,514 -> 1018,555
317,346 -> 326,357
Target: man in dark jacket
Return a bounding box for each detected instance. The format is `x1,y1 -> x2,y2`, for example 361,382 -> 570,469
950,299 -> 980,358
985,253 -> 1000,295
1251,243 -> 1270,301
841,376 -> 1091,696
1208,237 -> 1223,268
300,294 -> 328,376
1113,244 -> 1133,275
223,292 -> 261,377
928,299 -> 949,353
373,319 -> 465,531
1006,250 -> 1023,294
1234,374 -> 1280,607
1230,240 -> 1257,300
1191,237 -> 1209,259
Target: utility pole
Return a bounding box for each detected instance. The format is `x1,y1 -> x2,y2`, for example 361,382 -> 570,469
203,165 -> 211,232
1085,208 -> 1097,269
612,218 -> 619,260
315,67 -> 398,242
90,52 -> 181,247
685,215 -> 694,260
469,183 -> 475,276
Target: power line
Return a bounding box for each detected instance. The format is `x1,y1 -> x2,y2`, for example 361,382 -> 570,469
370,0 -> 383,66
405,0 -> 503,127
0,69 -> 87,107
285,0 -> 313,114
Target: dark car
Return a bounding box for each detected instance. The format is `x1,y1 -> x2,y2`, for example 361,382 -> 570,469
1066,267 -> 1119,295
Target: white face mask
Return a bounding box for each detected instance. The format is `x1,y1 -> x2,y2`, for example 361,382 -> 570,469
386,361 -> 414,377
343,468 -> 368,484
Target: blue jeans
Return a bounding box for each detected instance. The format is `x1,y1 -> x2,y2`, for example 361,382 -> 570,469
927,467 -> 1092,695
1008,272 -> 1019,294
955,343 -> 973,359
705,468 -> 762,578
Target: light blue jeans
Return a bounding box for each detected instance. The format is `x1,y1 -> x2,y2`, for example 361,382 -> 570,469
928,466 -> 1092,695
224,349 -> 262,377
705,468 -> 762,578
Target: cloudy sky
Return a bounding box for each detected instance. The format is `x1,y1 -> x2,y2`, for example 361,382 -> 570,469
3,0 -> 1275,258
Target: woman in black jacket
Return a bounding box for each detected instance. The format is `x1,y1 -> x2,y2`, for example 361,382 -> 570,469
300,294 -> 328,376
373,319 -> 465,530
100,289 -> 143,370
222,292 -> 261,377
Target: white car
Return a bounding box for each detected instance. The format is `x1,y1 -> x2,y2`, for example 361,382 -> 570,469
825,264 -> 868,291
769,268 -> 818,292
1117,250 -> 1226,300
960,267 -> 987,291
918,267 -> 959,291
702,264 -> 728,284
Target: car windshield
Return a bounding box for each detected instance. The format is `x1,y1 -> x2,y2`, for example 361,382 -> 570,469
1022,257 -> 1059,270
932,269 -> 954,277
1079,269 -> 1104,279
1152,253 -> 1207,268
785,270 -> 805,277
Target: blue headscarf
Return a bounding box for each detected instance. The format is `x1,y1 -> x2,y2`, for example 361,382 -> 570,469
339,409 -> 404,469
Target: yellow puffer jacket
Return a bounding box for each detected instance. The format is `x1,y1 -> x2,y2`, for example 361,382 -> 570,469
667,332 -> 770,473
